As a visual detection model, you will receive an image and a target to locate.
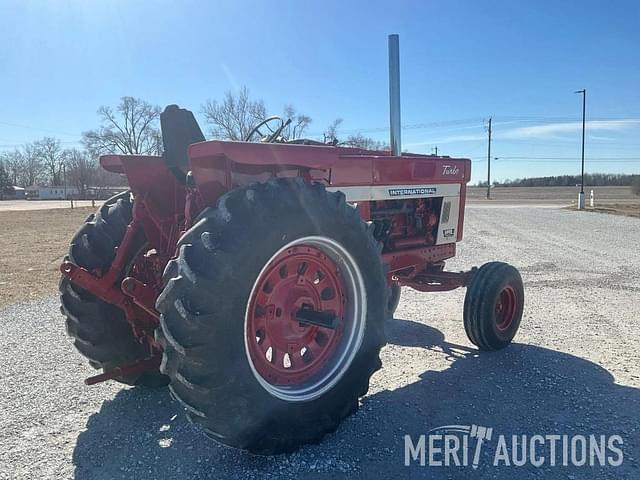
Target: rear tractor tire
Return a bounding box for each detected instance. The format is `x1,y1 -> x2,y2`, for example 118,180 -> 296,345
463,262 -> 524,351
156,178 -> 387,454
59,192 -> 168,387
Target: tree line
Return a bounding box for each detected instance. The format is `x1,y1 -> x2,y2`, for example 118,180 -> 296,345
0,96 -> 164,195
0,88 -> 386,195
0,139 -> 120,196
477,173 -> 639,189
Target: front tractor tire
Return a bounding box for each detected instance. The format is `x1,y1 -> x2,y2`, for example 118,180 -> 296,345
156,178 -> 387,454
463,262 -> 524,351
59,192 -> 167,387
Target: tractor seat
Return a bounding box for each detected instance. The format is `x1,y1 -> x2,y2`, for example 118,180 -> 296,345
160,105 -> 206,174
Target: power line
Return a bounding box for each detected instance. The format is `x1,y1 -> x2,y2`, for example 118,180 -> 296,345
499,161 -> 639,164
0,140 -> 82,148
0,120 -> 79,137
500,160 -> 640,163
306,114 -> 640,137
492,156 -> 640,160
469,158 -> 639,163
487,140 -> 640,147
2,112 -> 638,144
306,117 -> 486,137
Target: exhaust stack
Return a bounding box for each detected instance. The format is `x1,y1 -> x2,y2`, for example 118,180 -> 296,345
388,34 -> 402,156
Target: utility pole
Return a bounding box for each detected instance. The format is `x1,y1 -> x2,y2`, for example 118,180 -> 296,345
63,163 -> 73,209
433,146 -> 438,156
574,89 -> 586,209
486,117 -> 492,199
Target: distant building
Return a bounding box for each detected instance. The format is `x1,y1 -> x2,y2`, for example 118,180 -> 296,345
26,185 -> 80,200
86,186 -> 129,200
0,186 -> 26,200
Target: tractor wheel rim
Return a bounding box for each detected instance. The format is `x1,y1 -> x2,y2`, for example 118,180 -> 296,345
495,285 -> 517,331
244,236 -> 367,402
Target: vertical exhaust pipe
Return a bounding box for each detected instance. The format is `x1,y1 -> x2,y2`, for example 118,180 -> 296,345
388,34 -> 402,156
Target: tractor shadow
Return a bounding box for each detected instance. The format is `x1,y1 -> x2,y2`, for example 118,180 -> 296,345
371,318 -> 640,478
71,319 -> 640,479
385,317 -> 475,360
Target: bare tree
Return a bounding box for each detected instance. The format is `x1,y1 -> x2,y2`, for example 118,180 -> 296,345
282,105 -> 312,140
343,133 -> 389,151
0,152 -> 15,186
93,164 -> 127,188
1,150 -> 23,186
20,143 -> 44,186
323,118 -> 343,144
83,97 -> 162,156
0,160 -> 11,197
65,149 -> 97,196
35,137 -> 66,185
202,87 -> 267,141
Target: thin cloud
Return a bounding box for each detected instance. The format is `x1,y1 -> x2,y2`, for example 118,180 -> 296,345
588,135 -> 618,142
500,119 -> 640,140
401,118 -> 640,148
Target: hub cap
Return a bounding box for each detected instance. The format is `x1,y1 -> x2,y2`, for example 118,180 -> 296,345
495,285 -> 517,331
244,236 -> 366,402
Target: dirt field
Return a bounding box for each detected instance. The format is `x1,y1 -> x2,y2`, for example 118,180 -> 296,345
0,207 -> 93,305
467,185 -> 639,206
0,200 -> 97,212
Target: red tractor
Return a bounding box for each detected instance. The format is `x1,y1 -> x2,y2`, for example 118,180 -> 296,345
59,37 -> 524,454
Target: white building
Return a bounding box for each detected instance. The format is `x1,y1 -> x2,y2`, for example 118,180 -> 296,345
0,186 -> 26,200
26,185 -> 79,200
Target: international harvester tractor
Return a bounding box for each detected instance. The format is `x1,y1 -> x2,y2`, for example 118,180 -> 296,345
59,36 -> 524,454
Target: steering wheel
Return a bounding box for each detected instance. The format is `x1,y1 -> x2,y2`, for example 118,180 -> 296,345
245,116 -> 288,143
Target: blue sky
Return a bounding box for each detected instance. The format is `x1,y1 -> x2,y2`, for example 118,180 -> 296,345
0,0 -> 638,183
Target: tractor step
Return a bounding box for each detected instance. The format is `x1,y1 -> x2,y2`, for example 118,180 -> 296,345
84,356 -> 161,385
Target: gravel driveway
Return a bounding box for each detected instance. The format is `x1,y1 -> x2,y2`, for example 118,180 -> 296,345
1,206 -> 638,479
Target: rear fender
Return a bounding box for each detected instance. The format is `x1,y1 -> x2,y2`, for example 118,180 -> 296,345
99,154 -> 186,254
188,141 -> 340,206
100,154 -> 127,174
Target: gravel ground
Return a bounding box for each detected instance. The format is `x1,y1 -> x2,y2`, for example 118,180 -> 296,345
1,205 -> 638,479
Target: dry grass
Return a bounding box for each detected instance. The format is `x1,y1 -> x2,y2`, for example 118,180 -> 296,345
469,186 -> 640,218
467,185 -> 638,204
578,204 -> 640,219
0,207 -> 93,306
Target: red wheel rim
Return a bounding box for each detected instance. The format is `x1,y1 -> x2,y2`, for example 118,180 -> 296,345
495,285 -> 517,331
246,244 -> 348,387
